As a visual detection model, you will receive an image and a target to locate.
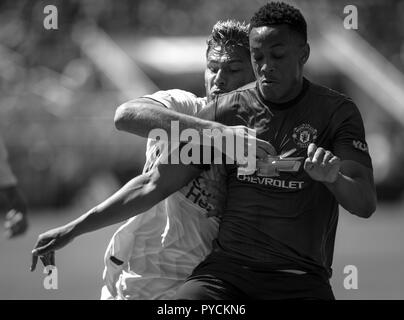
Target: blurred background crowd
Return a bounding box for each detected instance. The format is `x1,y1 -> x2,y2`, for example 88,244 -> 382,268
0,0 -> 403,299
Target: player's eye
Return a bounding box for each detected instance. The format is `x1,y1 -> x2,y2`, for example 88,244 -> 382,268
272,51 -> 286,59
209,66 -> 219,73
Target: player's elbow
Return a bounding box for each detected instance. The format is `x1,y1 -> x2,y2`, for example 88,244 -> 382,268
114,102 -> 129,131
352,198 -> 376,219
365,198 -> 377,218
114,101 -> 138,131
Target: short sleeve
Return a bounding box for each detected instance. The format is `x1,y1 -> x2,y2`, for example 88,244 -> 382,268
331,101 -> 373,169
0,136 -> 17,187
143,89 -> 205,116
142,90 -> 206,172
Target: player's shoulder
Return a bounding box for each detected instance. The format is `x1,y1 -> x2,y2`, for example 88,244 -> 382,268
146,89 -> 201,102
144,89 -> 205,114
309,80 -> 352,104
307,79 -> 358,113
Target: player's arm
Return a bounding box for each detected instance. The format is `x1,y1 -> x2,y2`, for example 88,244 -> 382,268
30,162 -> 202,271
304,144 -> 376,218
114,97 -> 275,158
304,101 -> 376,218
114,97 -> 225,141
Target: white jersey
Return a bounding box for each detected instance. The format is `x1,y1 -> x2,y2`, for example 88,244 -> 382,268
101,90 -> 224,299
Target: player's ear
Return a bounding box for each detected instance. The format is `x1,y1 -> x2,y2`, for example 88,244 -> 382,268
300,43 -> 310,65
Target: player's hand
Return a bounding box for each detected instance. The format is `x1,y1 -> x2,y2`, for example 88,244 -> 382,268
30,225 -> 74,272
4,209 -> 28,239
304,143 -> 341,183
223,125 -> 276,160
255,137 -> 277,159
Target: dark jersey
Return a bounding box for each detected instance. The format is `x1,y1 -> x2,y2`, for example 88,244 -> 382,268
196,78 -> 372,279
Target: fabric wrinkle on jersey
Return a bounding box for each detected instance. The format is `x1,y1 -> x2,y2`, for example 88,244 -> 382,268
101,90 -> 223,300
194,78 -> 372,282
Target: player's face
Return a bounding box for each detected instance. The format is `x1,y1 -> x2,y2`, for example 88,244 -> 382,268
205,45 -> 254,102
249,25 -> 309,103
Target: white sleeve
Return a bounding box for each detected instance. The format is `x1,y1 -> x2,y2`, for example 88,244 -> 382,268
143,89 -> 204,116
142,90 -> 206,171
0,136 -> 17,187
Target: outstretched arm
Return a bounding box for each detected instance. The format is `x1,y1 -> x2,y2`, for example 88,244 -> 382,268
30,163 -> 202,271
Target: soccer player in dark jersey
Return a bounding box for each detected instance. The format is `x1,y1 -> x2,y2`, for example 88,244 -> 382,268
168,2 -> 376,299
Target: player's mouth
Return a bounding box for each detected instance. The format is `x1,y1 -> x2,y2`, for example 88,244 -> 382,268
261,78 -> 278,85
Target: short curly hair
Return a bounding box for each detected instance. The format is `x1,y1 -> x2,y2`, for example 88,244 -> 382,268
206,20 -> 250,56
250,2 -> 307,43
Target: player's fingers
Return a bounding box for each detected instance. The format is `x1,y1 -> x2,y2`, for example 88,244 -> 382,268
312,147 -> 325,165
40,255 -> 53,275
45,252 -> 56,275
307,143 -> 317,160
32,236 -> 44,253
5,209 -> 17,220
304,157 -> 314,171
256,139 -> 276,157
206,205 -> 223,218
322,151 -> 334,166
50,251 -> 55,267
6,215 -> 28,238
40,255 -> 51,269
6,222 -> 23,238
30,254 -> 39,272
33,239 -> 57,257
4,222 -> 17,238
4,219 -> 12,231
329,156 -> 341,166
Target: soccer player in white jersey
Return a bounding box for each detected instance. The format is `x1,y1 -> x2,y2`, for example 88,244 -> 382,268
30,20 -> 273,299
0,134 -> 28,238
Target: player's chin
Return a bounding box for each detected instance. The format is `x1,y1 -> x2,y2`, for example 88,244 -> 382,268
260,86 -> 279,101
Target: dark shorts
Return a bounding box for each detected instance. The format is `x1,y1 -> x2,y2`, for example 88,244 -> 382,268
175,253 -> 335,300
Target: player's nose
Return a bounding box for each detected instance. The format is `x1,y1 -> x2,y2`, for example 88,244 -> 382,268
260,59 -> 275,74
214,69 -> 227,88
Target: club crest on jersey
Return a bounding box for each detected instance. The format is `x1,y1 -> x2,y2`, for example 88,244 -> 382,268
292,124 -> 318,148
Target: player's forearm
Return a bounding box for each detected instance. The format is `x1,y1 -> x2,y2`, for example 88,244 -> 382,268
114,98 -> 226,142
325,172 -> 376,218
65,171 -> 167,239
